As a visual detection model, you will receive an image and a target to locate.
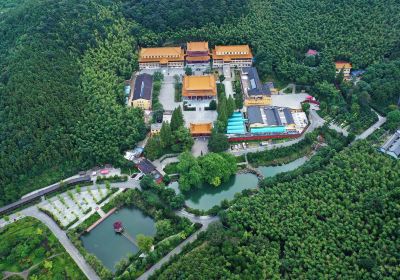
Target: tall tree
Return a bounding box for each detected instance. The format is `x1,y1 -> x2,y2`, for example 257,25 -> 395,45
171,127 -> 193,152
136,234 -> 154,253
227,96 -> 236,117
171,106 -> 184,131
176,152 -> 203,192
160,122 -> 172,148
208,130 -> 229,152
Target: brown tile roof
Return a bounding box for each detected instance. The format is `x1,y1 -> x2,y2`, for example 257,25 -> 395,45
187,42 -> 209,52
190,123 -> 212,135
139,47 -> 185,63
335,61 -> 352,69
212,45 -> 253,61
182,75 -> 217,97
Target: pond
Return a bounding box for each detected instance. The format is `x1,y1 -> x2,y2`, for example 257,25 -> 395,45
169,173 -> 258,211
170,156 -> 308,210
257,156 -> 308,177
80,207 -> 156,271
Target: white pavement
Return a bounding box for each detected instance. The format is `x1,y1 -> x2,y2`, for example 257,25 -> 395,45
159,75 -> 181,111
192,138 -> 209,156
223,80 -> 234,98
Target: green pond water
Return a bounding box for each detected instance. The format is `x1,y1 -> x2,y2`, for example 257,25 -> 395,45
169,173 -> 258,211
170,157 -> 308,210
258,156 -> 308,177
80,207 -> 156,271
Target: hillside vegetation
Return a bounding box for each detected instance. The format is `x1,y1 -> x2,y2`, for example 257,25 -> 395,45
1,0 -> 400,205
151,142 -> 400,279
0,217 -> 86,279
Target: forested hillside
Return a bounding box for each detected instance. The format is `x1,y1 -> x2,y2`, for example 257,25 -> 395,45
1,0 -> 400,206
121,0 -> 249,32
0,1 -> 142,206
151,142 -> 400,279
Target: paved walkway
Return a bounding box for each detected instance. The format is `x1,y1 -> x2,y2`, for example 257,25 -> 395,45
138,210 -> 219,280
152,156 -> 180,174
355,110 -> 386,140
19,207 -> 100,280
223,80 -> 234,98
329,122 -> 349,136
192,138 -> 209,156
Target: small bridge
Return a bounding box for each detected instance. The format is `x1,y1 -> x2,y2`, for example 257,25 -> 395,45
121,231 -> 138,247
238,165 -> 264,180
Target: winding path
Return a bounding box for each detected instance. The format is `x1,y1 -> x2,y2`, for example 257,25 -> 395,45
137,210 -> 219,280
19,207 -> 100,280
355,110 -> 386,140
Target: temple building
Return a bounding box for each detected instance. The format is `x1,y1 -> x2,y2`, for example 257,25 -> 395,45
190,123 -> 212,136
182,75 -> 217,101
186,42 -> 211,67
212,45 -> 253,68
138,47 -> 185,69
335,61 -> 352,80
241,67 -> 271,106
130,73 -> 153,110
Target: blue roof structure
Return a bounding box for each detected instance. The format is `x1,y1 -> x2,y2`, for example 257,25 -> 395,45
247,106 -> 263,124
351,70 -> 366,77
243,67 -> 270,96
283,108 -> 295,125
264,107 -> 282,126
227,112 -> 246,135
133,74 -> 153,101
251,126 -> 286,134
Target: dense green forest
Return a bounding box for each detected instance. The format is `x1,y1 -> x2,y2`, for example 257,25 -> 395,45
121,0 -> 249,33
151,142 -> 400,279
1,0 -> 400,206
0,1 -> 143,206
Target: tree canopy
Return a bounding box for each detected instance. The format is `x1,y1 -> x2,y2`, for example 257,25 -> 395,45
151,142 -> 400,279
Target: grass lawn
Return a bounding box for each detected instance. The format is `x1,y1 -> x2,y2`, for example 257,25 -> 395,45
0,217 -> 86,279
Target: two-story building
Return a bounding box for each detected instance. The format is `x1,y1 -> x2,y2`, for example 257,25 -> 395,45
212,45 -> 253,68
130,73 -> 153,110
186,41 -> 211,68
138,47 -> 185,69
182,75 -> 217,101
335,61 -> 352,80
